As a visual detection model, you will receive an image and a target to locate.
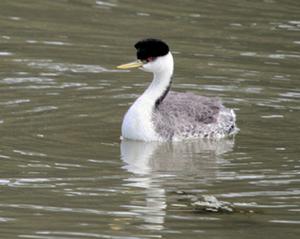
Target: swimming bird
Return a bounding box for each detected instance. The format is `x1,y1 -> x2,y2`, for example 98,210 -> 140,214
117,39 -> 237,141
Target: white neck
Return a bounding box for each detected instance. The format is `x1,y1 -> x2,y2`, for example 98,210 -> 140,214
122,52 -> 174,141
140,52 -> 174,104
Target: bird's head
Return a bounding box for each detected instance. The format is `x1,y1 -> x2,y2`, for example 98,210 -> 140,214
117,38 -> 173,74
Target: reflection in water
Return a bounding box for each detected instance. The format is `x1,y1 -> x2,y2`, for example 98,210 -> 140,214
121,139 -> 235,174
120,138 -> 235,231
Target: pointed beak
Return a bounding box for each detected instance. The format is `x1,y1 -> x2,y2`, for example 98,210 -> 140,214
117,60 -> 143,69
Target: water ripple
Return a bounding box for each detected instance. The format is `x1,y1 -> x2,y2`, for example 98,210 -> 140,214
28,106 -> 58,113
14,59 -> 124,73
1,77 -> 55,84
221,190 -> 300,198
270,220 -> 300,224
0,217 -> 15,222
0,99 -> 31,105
13,150 -> 47,157
21,231 -> 142,239
0,203 -> 139,217
96,0 -> 117,8
0,51 -> 13,56
42,41 -> 72,46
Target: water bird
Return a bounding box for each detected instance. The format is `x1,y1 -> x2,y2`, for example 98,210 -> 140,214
117,39 -> 237,141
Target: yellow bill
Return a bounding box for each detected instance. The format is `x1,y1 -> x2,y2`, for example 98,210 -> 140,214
117,60 -> 143,69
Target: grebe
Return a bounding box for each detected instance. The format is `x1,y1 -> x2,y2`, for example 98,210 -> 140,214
117,39 -> 237,141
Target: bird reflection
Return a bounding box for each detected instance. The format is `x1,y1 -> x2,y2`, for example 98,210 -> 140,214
120,138 -> 235,231
121,139 -> 234,175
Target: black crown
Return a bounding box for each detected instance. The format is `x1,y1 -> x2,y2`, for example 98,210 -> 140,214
134,39 -> 169,61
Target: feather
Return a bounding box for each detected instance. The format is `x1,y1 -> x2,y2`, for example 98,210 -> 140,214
152,91 -> 236,140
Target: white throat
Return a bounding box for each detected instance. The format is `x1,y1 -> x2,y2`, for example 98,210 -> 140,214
122,52 -> 174,141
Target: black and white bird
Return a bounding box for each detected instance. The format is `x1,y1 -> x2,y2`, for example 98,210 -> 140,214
117,39 -> 237,141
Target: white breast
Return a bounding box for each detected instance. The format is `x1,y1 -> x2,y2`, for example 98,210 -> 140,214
122,96 -> 159,141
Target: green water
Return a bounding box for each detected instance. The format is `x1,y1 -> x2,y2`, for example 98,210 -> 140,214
0,0 -> 300,238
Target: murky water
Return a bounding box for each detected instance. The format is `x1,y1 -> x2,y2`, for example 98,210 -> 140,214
0,0 -> 300,238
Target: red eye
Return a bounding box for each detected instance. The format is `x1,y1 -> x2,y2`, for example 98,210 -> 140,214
147,57 -> 156,62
